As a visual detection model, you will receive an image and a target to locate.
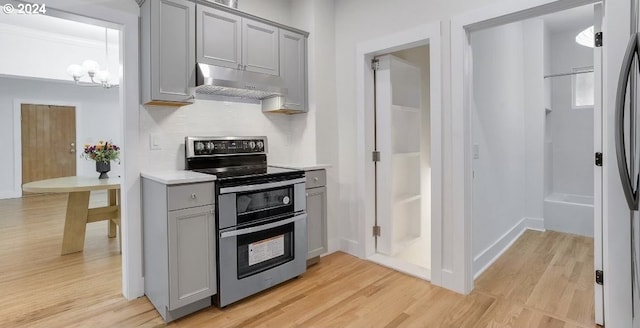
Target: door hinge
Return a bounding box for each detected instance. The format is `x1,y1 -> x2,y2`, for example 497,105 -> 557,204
595,270 -> 603,285
595,32 -> 603,47
371,58 -> 380,70
372,151 -> 381,162
373,225 -> 381,237
595,152 -> 603,166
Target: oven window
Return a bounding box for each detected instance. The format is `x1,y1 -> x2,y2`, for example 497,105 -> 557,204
237,222 -> 294,279
236,187 -> 294,224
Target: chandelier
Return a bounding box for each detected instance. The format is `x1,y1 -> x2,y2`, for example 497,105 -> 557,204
66,28 -> 114,88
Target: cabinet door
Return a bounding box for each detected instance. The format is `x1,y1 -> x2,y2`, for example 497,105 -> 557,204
151,0 -> 195,103
168,205 -> 216,310
197,6 -> 242,70
279,30 -> 307,111
307,187 -> 327,259
242,18 -> 279,76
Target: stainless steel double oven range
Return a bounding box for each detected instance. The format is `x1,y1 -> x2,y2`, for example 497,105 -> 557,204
185,136 -> 307,307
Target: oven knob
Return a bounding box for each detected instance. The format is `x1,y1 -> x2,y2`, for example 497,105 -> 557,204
282,196 -> 290,205
195,142 -> 204,151
249,141 -> 256,149
257,141 -> 264,150
206,142 -> 214,150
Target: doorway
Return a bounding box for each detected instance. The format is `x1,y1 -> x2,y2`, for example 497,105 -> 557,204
356,22 -> 443,284
462,2 -> 603,325
372,50 -> 431,278
21,104 -> 76,192
0,0 -> 141,300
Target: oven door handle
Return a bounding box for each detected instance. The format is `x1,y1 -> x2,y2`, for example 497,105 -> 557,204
219,178 -> 306,194
219,213 -> 306,239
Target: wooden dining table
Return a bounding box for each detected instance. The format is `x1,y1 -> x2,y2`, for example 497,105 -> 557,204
22,176 -> 121,255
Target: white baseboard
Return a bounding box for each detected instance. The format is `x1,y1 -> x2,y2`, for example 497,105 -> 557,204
340,238 -> 362,258
524,217 -> 545,231
0,190 -> 21,200
473,217 -> 545,279
326,237 -> 340,255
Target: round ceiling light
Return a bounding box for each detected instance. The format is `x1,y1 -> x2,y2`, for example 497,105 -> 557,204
575,25 -> 594,48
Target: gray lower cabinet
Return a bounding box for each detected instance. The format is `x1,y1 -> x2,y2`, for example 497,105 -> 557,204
141,0 -> 196,106
306,170 -> 327,263
142,178 -> 216,322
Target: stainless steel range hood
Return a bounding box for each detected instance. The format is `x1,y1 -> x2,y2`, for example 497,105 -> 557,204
195,63 -> 287,101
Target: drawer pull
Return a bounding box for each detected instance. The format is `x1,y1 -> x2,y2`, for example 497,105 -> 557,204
191,193 -> 197,199
314,177 -> 319,182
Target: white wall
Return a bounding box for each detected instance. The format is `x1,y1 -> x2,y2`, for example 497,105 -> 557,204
470,22 -> 526,270
523,19 -> 546,222
290,0 -> 340,253
237,0 -> 292,26
549,25 -> 594,197
0,76 -> 121,198
543,23 -> 553,197
334,0 -> 499,287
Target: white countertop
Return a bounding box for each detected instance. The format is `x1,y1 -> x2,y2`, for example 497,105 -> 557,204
141,170 -> 217,185
269,163 -> 332,171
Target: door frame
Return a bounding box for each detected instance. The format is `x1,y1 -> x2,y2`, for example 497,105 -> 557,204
355,21 -> 443,285
17,0 -> 143,300
12,99 -> 81,198
451,0 -> 614,320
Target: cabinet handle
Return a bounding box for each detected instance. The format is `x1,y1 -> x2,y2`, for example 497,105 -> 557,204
210,209 -> 214,214
191,193 -> 197,199
314,177 -> 319,182
306,193 -> 309,197
238,64 -> 242,70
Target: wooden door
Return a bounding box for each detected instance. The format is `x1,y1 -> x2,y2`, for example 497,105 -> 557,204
21,104 -> 76,191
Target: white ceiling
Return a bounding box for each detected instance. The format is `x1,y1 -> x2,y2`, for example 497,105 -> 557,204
0,11 -> 115,43
540,4 -> 594,34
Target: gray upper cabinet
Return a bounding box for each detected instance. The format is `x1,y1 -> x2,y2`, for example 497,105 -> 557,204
142,0 -> 196,106
242,18 -> 279,75
197,6 -> 279,76
279,30 -> 307,112
197,6 -> 242,70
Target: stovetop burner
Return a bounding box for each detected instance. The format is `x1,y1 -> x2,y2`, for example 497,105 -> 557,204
193,165 -> 298,180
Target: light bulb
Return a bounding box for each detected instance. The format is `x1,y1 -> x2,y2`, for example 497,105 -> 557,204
82,60 -> 101,75
66,64 -> 86,80
95,70 -> 111,83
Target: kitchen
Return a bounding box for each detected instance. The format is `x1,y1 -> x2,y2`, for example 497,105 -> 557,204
0,0 -> 637,326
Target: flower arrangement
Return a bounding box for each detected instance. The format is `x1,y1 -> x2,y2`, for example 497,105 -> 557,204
82,140 -> 120,164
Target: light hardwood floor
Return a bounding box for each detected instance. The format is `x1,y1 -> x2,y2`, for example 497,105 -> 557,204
0,194 -> 596,327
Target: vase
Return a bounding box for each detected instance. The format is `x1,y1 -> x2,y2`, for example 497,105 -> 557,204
96,161 -> 111,179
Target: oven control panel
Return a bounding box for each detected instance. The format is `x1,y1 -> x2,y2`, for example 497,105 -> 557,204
186,137 -> 267,157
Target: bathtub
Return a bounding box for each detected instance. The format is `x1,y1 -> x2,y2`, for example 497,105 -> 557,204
543,192 -> 594,237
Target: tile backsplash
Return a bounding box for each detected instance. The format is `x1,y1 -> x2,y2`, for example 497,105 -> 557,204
139,99 -> 295,171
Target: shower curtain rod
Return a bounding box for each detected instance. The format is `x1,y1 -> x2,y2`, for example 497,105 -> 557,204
544,69 -> 594,79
